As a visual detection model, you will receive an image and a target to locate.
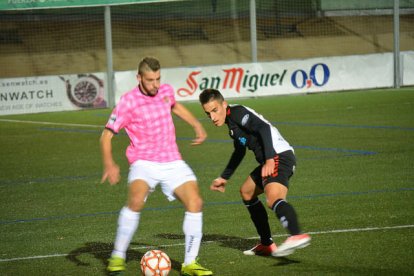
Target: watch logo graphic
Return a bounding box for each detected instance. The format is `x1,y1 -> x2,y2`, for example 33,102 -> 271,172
60,74 -> 106,108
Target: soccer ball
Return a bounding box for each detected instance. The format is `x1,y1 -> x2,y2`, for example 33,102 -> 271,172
140,249 -> 171,276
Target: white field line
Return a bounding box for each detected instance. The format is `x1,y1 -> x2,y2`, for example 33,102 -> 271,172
0,254 -> 69,262
265,224 -> 414,239
0,224 -> 413,263
0,118 -> 101,128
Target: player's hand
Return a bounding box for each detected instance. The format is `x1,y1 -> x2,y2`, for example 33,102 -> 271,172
210,177 -> 227,193
261,158 -> 275,178
101,163 -> 121,185
191,124 -> 207,145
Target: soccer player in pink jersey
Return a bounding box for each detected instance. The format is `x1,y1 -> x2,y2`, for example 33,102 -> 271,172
100,57 -> 213,276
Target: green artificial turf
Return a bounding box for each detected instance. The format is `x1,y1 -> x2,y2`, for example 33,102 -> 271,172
0,88 -> 413,275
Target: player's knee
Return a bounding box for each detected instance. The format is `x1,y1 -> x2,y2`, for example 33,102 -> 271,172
128,200 -> 145,212
266,199 -> 275,209
266,195 -> 286,209
264,182 -> 287,208
186,196 -> 203,212
240,185 -> 256,201
194,196 -> 203,210
128,195 -> 146,212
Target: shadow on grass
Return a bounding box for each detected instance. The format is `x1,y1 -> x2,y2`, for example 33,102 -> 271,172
157,233 -> 301,266
65,241 -> 182,275
66,234 -> 300,274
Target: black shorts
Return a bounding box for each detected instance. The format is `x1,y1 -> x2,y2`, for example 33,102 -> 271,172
250,150 -> 296,189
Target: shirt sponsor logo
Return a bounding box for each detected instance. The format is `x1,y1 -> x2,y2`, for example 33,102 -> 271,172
238,137 -> 247,146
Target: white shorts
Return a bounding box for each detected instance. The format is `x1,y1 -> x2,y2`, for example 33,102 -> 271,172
128,159 -> 197,201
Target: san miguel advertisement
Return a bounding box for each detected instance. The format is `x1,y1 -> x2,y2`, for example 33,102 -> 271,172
2,52 -> 410,115
0,73 -> 106,115
115,53 -> 394,103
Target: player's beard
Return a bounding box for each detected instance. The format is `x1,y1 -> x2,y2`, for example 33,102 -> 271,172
139,83 -> 158,97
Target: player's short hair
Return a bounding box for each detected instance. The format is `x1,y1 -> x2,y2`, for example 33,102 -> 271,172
138,57 -> 161,75
199,89 -> 224,104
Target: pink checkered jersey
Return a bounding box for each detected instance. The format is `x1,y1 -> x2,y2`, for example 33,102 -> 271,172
105,84 -> 182,164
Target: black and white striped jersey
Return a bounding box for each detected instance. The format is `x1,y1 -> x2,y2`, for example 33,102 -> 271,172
221,104 -> 293,180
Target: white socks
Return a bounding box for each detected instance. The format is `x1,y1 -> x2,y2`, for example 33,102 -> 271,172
111,208 -> 203,264
112,206 -> 140,259
183,212 -> 203,265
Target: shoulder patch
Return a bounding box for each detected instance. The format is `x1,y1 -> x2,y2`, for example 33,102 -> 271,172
108,114 -> 116,124
241,114 -> 249,126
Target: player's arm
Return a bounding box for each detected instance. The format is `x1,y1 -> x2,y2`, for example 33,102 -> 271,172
172,102 -> 207,145
100,128 -> 120,185
221,141 -> 246,179
252,121 -> 275,177
211,143 -> 246,193
253,121 -> 276,177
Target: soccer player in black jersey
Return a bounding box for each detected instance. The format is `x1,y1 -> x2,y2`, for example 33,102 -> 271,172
199,88 -> 310,257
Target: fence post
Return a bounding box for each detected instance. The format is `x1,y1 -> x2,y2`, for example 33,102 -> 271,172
393,0 -> 400,88
250,0 -> 257,63
105,5 -> 115,107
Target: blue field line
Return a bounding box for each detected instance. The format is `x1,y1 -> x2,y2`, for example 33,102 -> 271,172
196,118 -> 414,131
0,174 -> 101,186
293,145 -> 376,155
0,133 -> 376,187
1,187 -> 412,225
270,121 -> 414,131
38,127 -> 103,134
0,145 -> 375,187
289,187 -> 414,199
37,127 -> 377,155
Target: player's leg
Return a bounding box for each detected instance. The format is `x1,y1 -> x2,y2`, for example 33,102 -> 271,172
168,160 -> 212,275
174,180 -> 203,212
108,180 -> 150,273
241,168 -> 277,256
266,183 -> 310,256
108,161 -> 154,273
263,151 -> 310,257
174,181 -> 213,275
175,180 -> 203,262
264,182 -> 297,232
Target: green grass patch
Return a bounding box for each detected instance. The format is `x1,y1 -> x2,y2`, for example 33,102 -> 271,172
0,88 -> 413,275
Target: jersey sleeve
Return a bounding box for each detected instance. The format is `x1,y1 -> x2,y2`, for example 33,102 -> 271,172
105,95 -> 131,134
220,140 -> 246,180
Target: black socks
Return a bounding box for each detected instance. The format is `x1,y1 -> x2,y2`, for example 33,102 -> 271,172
243,198 -> 273,245
271,199 -> 300,236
